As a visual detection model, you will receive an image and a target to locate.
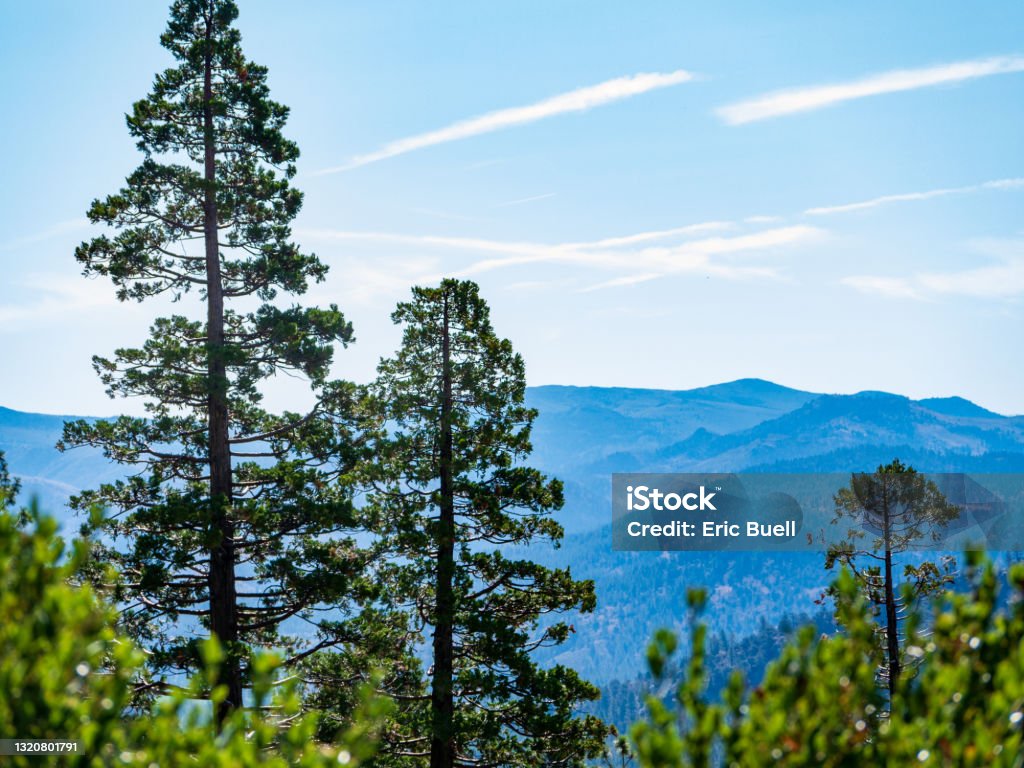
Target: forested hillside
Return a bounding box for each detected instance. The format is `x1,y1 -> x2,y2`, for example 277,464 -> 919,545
4,377 -> 1023,691
3,0 -> 1022,762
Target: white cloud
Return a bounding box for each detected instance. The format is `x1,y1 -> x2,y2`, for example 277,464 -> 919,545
840,275 -> 923,300
578,264 -> 779,293
301,223 -> 824,292
0,218 -> 90,252
0,274 -> 122,328
501,278 -> 577,293
842,239 -> 1024,300
918,260 -> 1024,299
717,55 -> 1024,125
301,228 -> 559,259
806,177 -> 1024,215
440,225 -> 820,276
304,253 -> 443,307
580,220 -> 734,249
317,70 -> 695,173
670,226 -> 822,259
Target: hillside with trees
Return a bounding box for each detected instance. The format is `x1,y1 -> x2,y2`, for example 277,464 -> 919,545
1,0 -> 1023,765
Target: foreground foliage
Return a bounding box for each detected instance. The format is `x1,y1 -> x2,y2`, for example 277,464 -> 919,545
0,506 -> 388,767
629,553 -> 1024,767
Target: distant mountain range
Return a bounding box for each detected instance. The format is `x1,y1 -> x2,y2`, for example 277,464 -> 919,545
525,379 -> 1024,532
523,379 -> 1024,683
0,406 -> 121,516
3,378 -> 1023,684
6,378 -> 1022,528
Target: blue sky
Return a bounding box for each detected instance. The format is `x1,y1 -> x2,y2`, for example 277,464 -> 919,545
1,1 -> 1023,416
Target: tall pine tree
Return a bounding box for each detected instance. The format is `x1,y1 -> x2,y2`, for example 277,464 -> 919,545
60,0 -> 367,721
826,459 -> 959,699
364,279 -> 609,768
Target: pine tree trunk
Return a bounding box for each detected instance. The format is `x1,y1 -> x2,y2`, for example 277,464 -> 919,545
883,498 -> 900,700
201,7 -> 242,723
430,291 -> 456,768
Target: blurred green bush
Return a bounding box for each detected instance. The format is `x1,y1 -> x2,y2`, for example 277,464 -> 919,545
630,554 -> 1024,767
0,504 -> 389,767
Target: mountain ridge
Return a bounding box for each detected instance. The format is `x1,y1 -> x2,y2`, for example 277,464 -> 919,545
4,379 -> 1022,530
3,380 -> 1024,685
